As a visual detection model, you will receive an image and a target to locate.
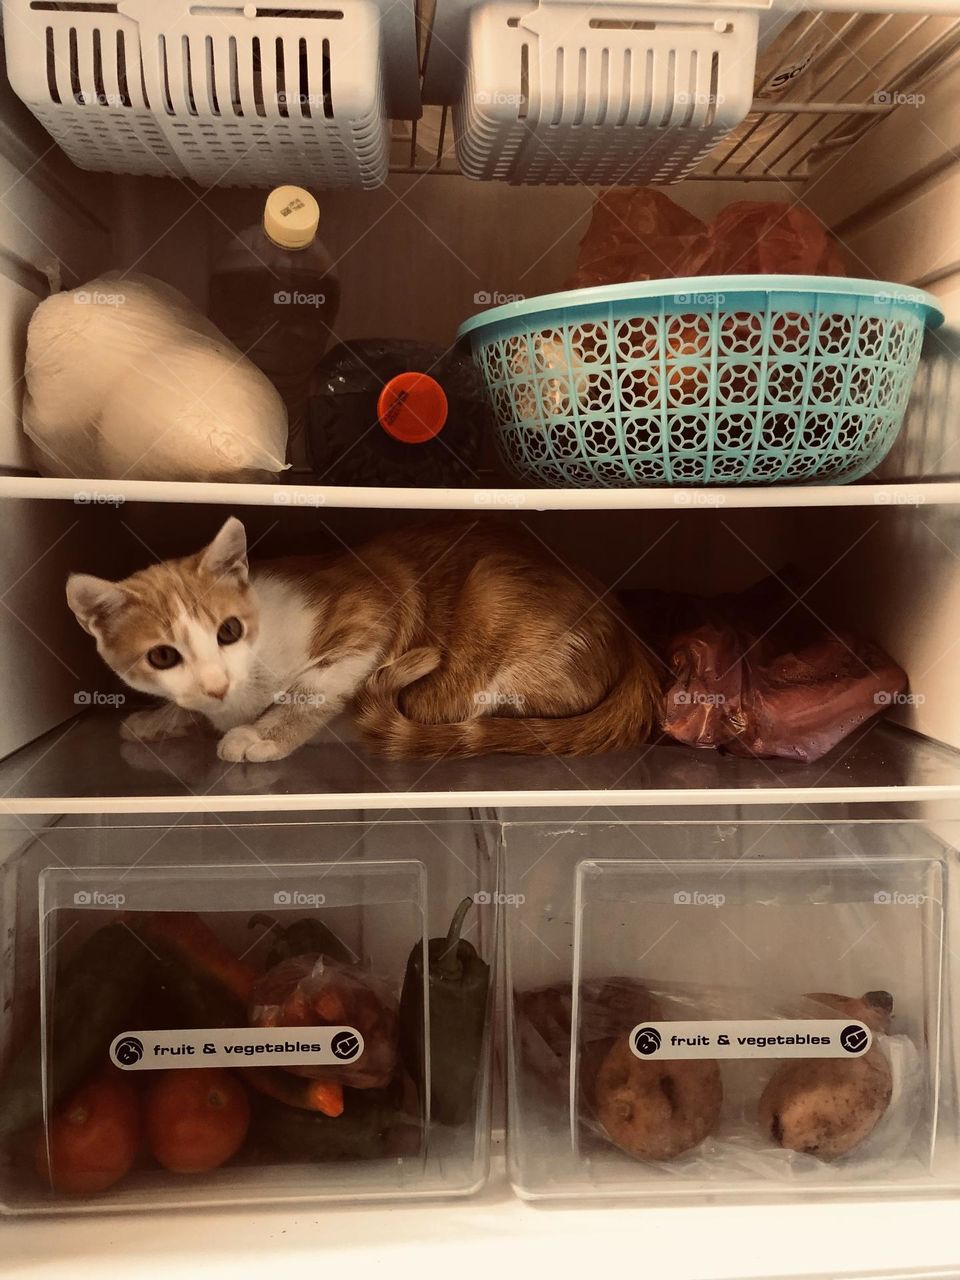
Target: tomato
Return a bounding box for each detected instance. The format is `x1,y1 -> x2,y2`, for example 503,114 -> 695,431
146,1069 -> 249,1174
35,1073 -> 140,1194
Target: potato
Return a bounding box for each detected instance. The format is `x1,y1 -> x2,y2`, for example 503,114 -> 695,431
518,979 -> 662,1111
595,1039 -> 723,1162
758,990 -> 894,1160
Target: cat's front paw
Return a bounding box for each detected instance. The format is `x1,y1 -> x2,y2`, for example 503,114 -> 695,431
217,725 -> 287,763
121,708 -> 191,743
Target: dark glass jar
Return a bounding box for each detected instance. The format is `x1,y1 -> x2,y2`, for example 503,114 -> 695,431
306,339 -> 490,486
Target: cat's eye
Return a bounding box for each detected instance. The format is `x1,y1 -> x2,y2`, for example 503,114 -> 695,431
217,616 -> 243,646
146,645 -> 182,670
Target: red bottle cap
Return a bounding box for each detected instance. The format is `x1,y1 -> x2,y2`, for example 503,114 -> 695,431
377,373 -> 448,444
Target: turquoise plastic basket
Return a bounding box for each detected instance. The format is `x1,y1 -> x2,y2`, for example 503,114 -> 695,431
457,276 -> 944,487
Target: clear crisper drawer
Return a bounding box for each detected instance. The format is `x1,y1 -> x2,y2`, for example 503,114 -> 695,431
0,818 -> 496,1214
503,819 -> 957,1202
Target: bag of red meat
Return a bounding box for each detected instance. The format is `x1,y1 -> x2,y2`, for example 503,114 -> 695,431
621,578 -> 909,764
691,201 -> 849,276
249,955 -> 399,1089
568,190 -> 848,288
568,189 -> 710,289
661,624 -> 908,764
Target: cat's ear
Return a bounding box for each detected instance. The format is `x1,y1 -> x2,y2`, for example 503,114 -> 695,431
66,574 -> 127,635
200,517 -> 248,584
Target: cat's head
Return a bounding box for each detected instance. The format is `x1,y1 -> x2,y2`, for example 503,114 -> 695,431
66,517 -> 259,711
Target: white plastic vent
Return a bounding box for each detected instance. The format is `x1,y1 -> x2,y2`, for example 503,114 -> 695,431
454,1 -> 760,185
2,0 -> 416,187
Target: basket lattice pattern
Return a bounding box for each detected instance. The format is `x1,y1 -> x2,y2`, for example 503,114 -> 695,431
476,298 -> 926,487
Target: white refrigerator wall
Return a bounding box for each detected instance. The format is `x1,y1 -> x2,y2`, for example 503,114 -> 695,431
804,62 -> 960,747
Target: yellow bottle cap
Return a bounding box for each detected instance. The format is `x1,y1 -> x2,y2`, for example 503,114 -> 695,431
263,185 -> 320,250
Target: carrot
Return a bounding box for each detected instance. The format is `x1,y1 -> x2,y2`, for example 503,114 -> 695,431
137,912 -> 259,1004
313,991 -> 346,1022
241,1067 -> 344,1117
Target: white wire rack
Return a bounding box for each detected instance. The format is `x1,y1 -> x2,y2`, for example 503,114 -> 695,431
391,9 -> 960,182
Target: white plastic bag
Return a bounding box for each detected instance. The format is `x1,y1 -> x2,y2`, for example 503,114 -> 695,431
23,272 -> 288,481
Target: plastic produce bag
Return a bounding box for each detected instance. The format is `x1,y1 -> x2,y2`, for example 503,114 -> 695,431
664,625 -> 906,761
681,200 -> 850,276
518,978 -> 658,1110
620,577 -> 906,762
249,953 -> 399,1089
570,190 -> 848,287
569,189 -> 709,289
23,272 -> 288,481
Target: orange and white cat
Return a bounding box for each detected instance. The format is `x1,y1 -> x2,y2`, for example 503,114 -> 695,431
66,518 -> 658,763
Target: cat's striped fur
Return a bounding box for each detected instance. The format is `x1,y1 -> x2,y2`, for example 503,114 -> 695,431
66,517 -> 658,763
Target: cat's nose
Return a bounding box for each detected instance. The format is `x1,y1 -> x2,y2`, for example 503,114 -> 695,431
203,681 -> 229,700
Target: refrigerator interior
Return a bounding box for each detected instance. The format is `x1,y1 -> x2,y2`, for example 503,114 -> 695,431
0,22 -> 956,804
0,1 -> 959,1273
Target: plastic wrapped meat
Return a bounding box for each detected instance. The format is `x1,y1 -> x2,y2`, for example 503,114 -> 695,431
569,189 -> 709,289
662,620 -> 746,750
569,190 -> 847,287
682,201 -> 849,276
665,625 -> 907,762
744,634 -> 907,760
620,577 -> 908,763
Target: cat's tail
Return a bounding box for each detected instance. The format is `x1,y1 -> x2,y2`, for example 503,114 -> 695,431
354,644 -> 658,760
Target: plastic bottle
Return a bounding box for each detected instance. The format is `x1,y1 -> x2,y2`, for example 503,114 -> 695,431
208,185 -> 340,464
306,339 -> 490,487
